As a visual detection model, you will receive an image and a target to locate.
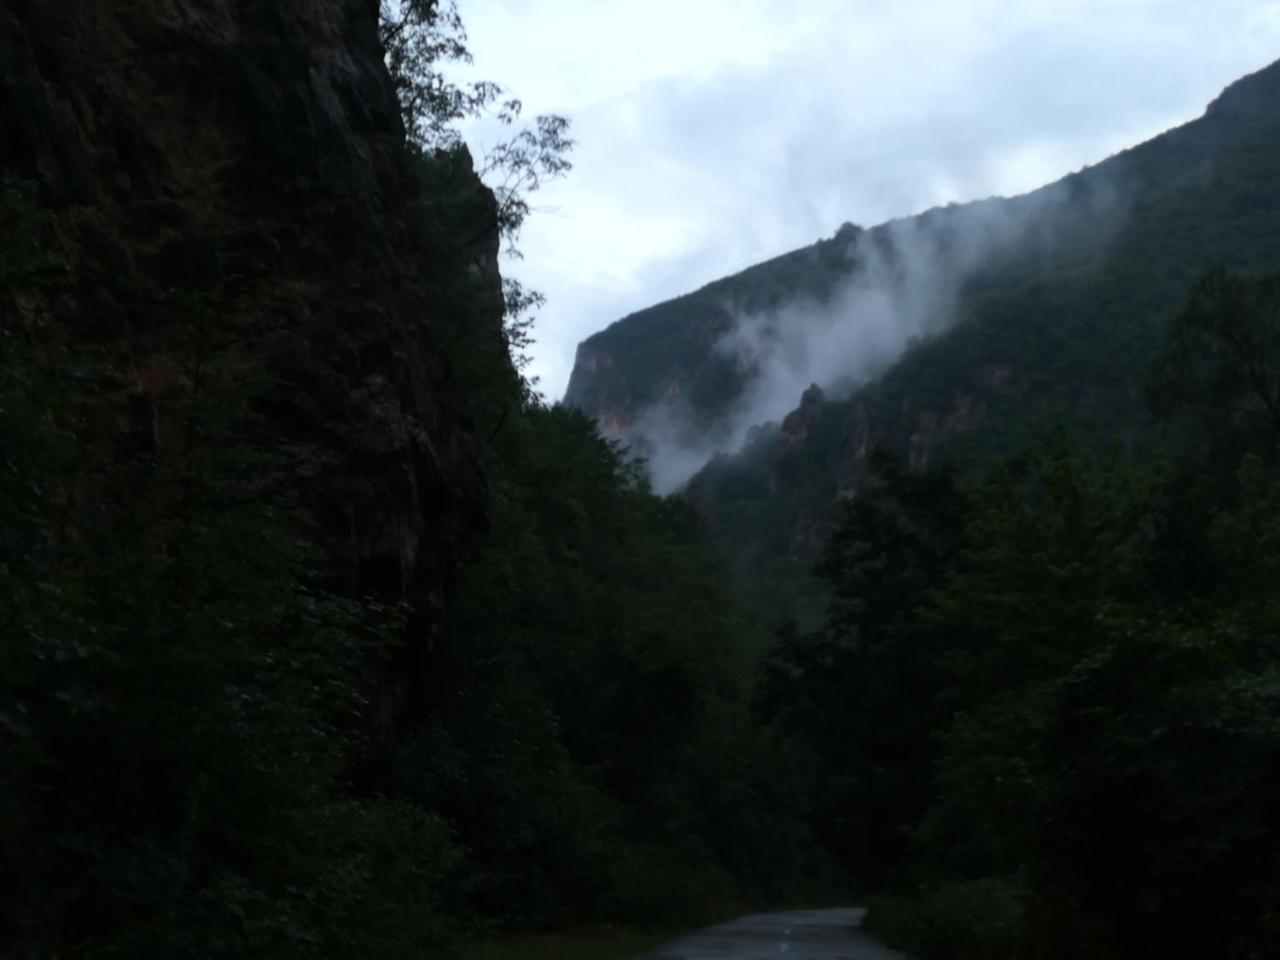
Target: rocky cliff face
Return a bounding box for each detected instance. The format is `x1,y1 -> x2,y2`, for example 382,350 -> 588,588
562,232 -> 853,443
0,0 -> 497,690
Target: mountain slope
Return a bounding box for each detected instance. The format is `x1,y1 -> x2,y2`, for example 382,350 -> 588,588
566,59 -> 1280,622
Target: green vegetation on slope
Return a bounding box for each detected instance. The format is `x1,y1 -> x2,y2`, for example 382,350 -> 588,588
759,266 -> 1280,959
686,59 -> 1280,628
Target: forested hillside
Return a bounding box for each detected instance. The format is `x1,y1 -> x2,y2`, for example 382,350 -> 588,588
760,267 -> 1280,959
568,58 -> 1280,625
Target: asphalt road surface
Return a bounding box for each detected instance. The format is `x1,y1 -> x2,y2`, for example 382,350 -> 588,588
635,907 -> 908,959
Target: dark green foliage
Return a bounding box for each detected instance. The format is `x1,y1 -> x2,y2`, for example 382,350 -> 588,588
1150,266 -> 1280,455
380,0 -> 573,251
765,269 -> 1280,959
758,454 -> 968,887
399,131 -> 824,927
403,399 -> 824,928
380,0 -> 501,152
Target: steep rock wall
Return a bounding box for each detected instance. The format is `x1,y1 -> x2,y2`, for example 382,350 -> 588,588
0,0 -> 498,701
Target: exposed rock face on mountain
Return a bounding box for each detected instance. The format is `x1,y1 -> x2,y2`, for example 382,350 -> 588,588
0,0 -> 497,674
564,228 -> 860,446
568,57 -> 1280,621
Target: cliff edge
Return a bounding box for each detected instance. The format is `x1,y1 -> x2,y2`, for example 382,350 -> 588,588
0,0 -> 497,640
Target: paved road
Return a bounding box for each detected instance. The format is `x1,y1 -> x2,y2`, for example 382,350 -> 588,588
635,907 -> 907,959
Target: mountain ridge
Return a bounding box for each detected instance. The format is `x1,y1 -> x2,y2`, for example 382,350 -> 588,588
565,56 -> 1280,622
565,57 -> 1280,440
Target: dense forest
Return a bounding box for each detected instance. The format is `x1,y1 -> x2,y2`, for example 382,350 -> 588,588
5,3 -> 1280,960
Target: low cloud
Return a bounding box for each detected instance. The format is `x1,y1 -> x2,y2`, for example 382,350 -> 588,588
630,177 -> 1126,492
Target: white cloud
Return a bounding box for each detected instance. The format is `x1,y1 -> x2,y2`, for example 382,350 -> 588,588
449,0 -> 1280,399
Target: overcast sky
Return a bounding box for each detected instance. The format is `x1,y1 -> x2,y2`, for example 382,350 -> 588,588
451,1 -> 1280,401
